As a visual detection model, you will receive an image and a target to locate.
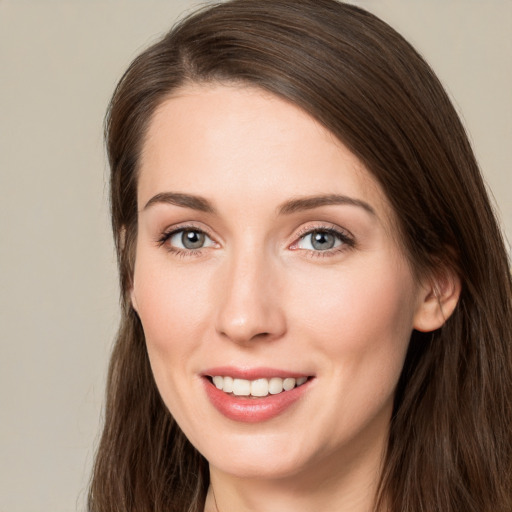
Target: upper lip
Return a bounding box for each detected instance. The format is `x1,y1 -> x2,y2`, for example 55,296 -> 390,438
202,366 -> 312,380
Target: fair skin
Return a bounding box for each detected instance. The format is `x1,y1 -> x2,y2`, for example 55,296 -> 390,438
131,84 -> 459,512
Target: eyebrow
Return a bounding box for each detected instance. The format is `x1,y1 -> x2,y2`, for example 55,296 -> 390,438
142,191 -> 376,217
143,192 -> 216,213
278,194 -> 376,216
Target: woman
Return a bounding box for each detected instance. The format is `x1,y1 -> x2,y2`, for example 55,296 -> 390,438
88,1 -> 512,511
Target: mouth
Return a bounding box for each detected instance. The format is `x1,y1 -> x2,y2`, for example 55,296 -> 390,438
207,375 -> 310,397
202,369 -> 314,423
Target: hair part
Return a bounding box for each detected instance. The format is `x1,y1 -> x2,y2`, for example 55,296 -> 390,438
89,1 -> 512,511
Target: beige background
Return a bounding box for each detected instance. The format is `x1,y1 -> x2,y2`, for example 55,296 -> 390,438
0,1 -> 510,511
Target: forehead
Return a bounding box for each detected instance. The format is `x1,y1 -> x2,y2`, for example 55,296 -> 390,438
138,84 -> 392,225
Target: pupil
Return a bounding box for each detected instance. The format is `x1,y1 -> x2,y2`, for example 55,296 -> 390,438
312,231 -> 335,250
182,230 -> 205,249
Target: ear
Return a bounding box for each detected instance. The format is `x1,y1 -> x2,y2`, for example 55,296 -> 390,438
130,285 -> 139,313
413,266 -> 461,332
129,268 -> 139,313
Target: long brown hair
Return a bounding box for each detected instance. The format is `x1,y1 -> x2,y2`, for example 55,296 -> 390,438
88,1 -> 512,510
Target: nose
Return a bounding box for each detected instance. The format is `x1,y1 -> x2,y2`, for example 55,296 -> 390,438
214,246 -> 287,345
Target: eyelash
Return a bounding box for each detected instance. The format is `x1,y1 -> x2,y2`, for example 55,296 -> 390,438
292,225 -> 355,258
156,224 -> 355,258
156,224 -> 215,257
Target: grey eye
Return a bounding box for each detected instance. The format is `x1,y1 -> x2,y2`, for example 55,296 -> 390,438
181,230 -> 205,249
295,229 -> 344,251
310,231 -> 336,250
168,229 -> 215,250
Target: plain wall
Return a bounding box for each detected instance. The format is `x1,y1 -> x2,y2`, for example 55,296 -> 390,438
0,1 -> 510,511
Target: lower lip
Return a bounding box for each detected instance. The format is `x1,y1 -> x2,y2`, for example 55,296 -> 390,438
203,378 -> 311,423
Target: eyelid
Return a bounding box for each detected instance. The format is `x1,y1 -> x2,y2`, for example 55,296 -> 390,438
155,222 -> 219,249
170,229 -> 216,250
155,221 -> 354,257
289,223 -> 355,253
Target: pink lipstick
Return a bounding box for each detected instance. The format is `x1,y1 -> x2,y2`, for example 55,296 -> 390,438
202,367 -> 313,423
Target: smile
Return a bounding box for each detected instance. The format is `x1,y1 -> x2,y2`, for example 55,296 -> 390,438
203,370 -> 314,423
211,376 -> 309,397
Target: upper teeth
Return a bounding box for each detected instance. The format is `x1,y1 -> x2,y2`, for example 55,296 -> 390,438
211,376 -> 308,397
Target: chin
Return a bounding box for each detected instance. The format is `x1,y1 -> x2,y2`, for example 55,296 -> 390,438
198,431 -> 311,480
211,454 -> 308,481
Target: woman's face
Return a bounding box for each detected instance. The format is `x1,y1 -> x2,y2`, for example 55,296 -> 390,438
132,84 -> 428,482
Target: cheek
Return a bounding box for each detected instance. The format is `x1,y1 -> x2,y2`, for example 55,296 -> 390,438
131,253 -> 216,428
290,256 -> 417,373
282,257 -> 417,449
131,252 -> 214,400
133,252 -> 210,338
